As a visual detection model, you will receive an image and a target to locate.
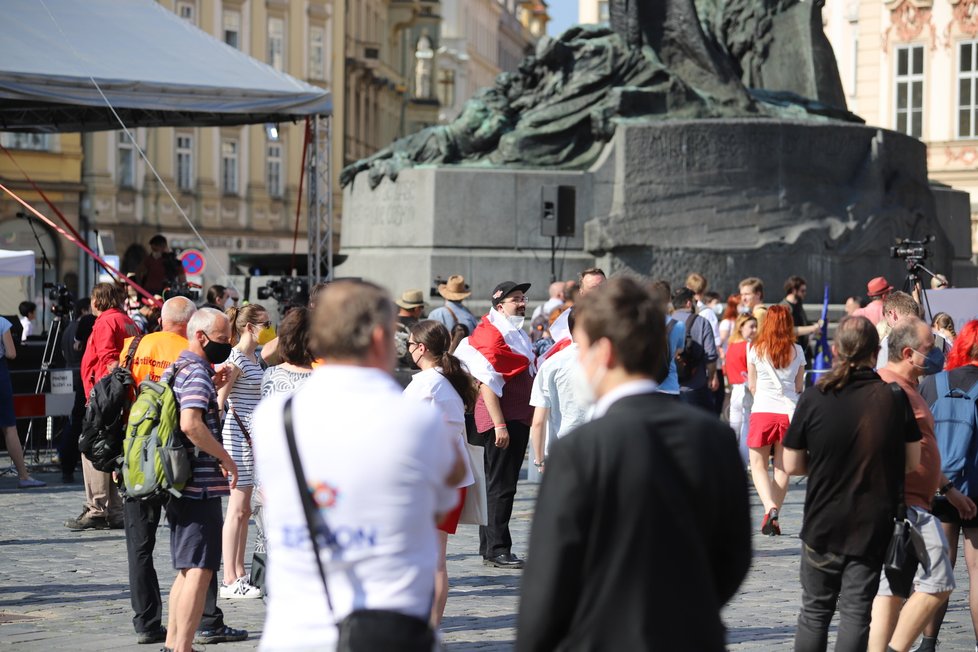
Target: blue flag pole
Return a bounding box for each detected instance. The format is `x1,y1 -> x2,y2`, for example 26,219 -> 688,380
812,284 -> 832,374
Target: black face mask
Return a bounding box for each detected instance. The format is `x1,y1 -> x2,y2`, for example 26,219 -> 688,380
202,335 -> 233,365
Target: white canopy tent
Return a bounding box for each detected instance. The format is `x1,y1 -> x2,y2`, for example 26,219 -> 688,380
0,0 -> 333,283
0,0 -> 331,132
0,250 -> 35,277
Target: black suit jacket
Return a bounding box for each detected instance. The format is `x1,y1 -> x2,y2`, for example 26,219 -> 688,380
517,391 -> 751,651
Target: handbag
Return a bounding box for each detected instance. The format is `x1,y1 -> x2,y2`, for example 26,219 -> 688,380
282,397 -> 435,652
882,383 -> 928,599
458,442 -> 488,526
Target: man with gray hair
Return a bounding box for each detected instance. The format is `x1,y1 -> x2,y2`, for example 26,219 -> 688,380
252,280 -> 463,650
163,307 -> 239,652
120,298 -> 246,646
876,291 -> 920,369
870,318 -> 976,652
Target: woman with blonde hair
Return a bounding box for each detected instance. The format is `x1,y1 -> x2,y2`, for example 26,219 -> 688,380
217,303 -> 273,598
747,304 -> 806,535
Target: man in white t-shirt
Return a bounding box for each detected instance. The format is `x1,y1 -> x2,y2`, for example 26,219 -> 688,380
251,280 -> 464,651
529,310 -> 590,472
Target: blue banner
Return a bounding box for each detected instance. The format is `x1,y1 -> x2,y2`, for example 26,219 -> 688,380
812,284 -> 832,373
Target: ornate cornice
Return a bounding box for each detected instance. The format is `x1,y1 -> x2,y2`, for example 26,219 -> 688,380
883,0 -> 937,52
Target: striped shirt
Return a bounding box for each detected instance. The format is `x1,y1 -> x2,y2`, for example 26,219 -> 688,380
163,350 -> 228,499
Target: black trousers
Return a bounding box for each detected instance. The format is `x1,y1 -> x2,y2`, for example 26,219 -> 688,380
794,543 -> 881,652
58,376 -> 84,478
124,497 -> 225,634
478,420 -> 530,558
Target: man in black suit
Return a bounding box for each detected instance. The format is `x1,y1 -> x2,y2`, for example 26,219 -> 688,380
517,276 -> 752,651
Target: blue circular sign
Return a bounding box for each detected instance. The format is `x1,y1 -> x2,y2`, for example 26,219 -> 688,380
179,249 -> 206,275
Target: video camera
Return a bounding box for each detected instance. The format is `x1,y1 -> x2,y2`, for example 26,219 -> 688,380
43,282 -> 74,318
890,236 -> 933,263
257,277 -> 309,312
163,282 -> 201,302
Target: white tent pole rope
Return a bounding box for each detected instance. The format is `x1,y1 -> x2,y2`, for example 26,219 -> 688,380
37,0 -> 236,290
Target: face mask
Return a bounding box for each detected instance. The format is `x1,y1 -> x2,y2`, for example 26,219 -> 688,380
912,346 -> 945,376
508,315 -> 525,331
256,325 -> 276,346
203,335 -> 233,365
224,297 -> 235,310
737,304 -> 750,315
712,304 -> 724,317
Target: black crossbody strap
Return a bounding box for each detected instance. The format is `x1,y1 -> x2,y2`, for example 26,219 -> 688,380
123,333 -> 145,370
283,396 -> 335,614
888,382 -> 910,520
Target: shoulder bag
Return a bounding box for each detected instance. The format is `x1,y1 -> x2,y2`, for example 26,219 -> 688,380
282,397 -> 435,652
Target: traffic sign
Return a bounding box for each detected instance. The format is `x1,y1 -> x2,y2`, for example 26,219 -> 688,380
179,249 -> 206,275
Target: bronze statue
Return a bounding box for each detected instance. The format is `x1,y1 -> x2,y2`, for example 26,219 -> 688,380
341,0 -> 856,189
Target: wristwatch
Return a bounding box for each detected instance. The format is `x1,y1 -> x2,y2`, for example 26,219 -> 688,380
939,482 -> 954,496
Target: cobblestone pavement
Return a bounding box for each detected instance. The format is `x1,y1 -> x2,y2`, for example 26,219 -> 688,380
2,465 -> 976,650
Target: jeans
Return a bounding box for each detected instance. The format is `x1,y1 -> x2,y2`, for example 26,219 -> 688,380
679,385 -> 715,412
794,543 -> 881,652
478,420 -> 530,558
124,497 -> 225,634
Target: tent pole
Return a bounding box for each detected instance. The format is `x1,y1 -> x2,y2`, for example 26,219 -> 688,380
306,113 -> 333,287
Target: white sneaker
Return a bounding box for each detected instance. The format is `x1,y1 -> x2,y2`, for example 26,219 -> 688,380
219,577 -> 263,599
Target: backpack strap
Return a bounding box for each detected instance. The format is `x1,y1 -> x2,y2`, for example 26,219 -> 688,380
888,382 -> 911,519
444,304 -> 458,327
283,396 -> 335,615
123,334 -> 145,371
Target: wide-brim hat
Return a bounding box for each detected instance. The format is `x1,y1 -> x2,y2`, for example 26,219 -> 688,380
866,276 -> 893,297
491,281 -> 531,306
395,289 -> 426,310
438,275 -> 471,301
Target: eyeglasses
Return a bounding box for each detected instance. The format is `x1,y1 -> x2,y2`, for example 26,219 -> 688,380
502,296 -> 528,305
407,341 -> 421,351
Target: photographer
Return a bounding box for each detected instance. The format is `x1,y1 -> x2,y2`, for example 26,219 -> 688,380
136,234 -> 185,296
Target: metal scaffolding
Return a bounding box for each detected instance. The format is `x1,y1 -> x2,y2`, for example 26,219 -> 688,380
306,113 -> 334,286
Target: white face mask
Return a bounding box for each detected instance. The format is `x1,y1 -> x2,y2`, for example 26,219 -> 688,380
737,304 -> 750,315
508,315 -> 525,331
712,304 -> 724,317
224,296 -> 235,310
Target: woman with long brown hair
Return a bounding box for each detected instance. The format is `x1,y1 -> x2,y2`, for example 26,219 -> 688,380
747,304 -> 806,535
402,319 -> 477,627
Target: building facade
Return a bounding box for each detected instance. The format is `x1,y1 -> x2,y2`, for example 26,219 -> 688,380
578,0 -> 609,25
825,0 -> 978,257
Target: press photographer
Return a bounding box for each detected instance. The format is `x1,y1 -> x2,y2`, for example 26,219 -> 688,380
136,234 -> 185,296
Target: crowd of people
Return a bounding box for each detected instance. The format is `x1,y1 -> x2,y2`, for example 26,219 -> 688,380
10,249 -> 978,652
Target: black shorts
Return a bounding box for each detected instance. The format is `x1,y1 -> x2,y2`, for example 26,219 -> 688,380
932,496 -> 978,529
166,496 -> 223,571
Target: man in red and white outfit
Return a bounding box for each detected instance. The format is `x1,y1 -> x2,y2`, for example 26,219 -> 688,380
455,281 -> 535,568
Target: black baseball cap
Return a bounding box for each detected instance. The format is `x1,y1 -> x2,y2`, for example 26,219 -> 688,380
491,281 -> 531,306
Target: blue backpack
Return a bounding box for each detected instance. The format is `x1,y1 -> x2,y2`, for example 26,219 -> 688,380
931,372 -> 978,495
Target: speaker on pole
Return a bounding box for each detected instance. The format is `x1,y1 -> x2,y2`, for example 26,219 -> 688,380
541,185 -> 576,237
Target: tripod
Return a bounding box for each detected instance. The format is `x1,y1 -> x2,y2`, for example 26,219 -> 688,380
22,313 -> 68,465
901,257 -> 938,323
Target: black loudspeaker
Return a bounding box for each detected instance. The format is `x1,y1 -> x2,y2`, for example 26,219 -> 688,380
541,185 -> 576,237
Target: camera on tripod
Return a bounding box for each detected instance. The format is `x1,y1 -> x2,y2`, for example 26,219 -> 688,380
43,282 -> 74,318
257,277 -> 309,312
163,282 -> 200,302
890,236 -> 934,263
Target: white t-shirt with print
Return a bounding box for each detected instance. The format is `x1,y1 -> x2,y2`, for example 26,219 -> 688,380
529,343 -> 588,456
748,343 -> 805,417
252,365 -> 458,651
403,367 -> 474,488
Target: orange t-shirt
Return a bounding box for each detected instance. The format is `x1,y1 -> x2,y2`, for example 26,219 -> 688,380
121,331 -> 189,386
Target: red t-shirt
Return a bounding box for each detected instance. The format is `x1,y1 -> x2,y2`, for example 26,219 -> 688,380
878,368 -> 940,511
725,341 -> 749,385
81,307 -> 140,397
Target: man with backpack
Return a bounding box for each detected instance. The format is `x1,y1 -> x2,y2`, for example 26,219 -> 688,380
671,287 -> 719,411
160,307 -> 238,652
916,320 -> 978,652
120,297 -> 246,646
67,283 -> 139,530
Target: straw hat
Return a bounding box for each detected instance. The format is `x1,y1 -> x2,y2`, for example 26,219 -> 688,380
395,289 -> 425,310
437,275 -> 471,301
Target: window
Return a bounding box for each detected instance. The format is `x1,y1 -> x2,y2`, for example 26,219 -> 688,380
118,132 -> 135,188
959,41 -> 978,138
267,143 -> 283,198
309,25 -> 325,80
268,17 -> 285,71
175,134 -> 193,192
223,9 -> 241,49
894,45 -> 924,138
0,133 -> 52,151
177,1 -> 195,24
221,139 -> 238,195
437,68 -> 455,108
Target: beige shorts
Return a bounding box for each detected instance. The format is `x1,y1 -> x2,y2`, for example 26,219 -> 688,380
877,506 -> 956,596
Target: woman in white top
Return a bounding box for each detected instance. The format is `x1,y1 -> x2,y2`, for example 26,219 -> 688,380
747,304 -> 806,537
217,303 -> 274,599
403,320 -> 477,627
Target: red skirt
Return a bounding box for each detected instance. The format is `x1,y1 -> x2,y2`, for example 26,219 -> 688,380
747,412 -> 790,448
437,487 -> 467,535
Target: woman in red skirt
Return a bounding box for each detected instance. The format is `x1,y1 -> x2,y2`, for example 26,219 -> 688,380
747,305 -> 806,535
403,320 -> 478,626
